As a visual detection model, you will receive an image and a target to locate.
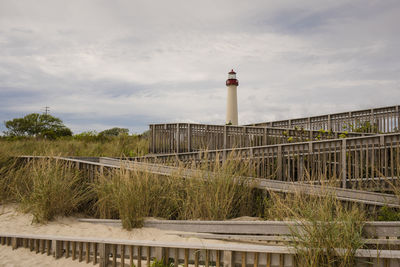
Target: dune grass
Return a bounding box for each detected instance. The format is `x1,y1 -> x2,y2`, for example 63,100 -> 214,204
0,143 -> 394,265
92,155 -> 258,229
0,135 -> 148,157
265,179 -> 366,267
0,157 -> 91,222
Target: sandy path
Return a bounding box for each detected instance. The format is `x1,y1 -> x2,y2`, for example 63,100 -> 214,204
0,204 -> 228,266
0,245 -> 89,267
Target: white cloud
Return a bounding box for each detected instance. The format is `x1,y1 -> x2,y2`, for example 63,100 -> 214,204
0,0 -> 399,134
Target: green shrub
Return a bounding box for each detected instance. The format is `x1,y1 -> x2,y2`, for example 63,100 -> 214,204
377,206 -> 400,221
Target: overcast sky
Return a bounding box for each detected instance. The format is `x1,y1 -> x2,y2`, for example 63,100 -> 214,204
1,0 -> 399,134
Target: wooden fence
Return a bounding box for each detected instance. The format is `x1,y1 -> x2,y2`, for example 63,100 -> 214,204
135,133 -> 400,189
149,123 -> 369,154
247,105 -> 400,133
21,156 -> 400,207
1,232 -> 400,267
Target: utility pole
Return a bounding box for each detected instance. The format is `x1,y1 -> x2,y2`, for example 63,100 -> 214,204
43,106 -> 50,115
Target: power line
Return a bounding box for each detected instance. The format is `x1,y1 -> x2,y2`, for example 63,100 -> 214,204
42,106 -> 50,115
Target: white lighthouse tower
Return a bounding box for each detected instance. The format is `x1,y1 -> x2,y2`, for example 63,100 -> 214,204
225,69 -> 239,125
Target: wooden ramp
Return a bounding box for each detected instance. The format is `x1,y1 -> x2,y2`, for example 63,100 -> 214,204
21,156 -> 398,208
2,232 -> 400,267
97,157 -> 400,208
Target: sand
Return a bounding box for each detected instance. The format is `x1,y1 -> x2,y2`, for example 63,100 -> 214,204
0,204 -> 229,266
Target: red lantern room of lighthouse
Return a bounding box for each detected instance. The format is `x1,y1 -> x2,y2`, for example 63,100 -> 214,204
226,69 -> 239,86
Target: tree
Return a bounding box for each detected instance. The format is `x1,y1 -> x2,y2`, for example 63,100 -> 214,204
99,127 -> 129,137
4,113 -> 72,138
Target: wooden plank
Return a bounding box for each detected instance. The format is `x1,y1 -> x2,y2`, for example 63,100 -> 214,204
93,242 -> 98,265
53,240 -> 62,259
147,246 -> 151,267
46,240 -> 51,256
138,246 -> 142,267
72,241 -> 76,260
174,248 -> 179,267
266,253 -> 271,267
129,245 -> 134,267
40,239 -> 45,254
11,237 -> 17,250
112,244 -> 117,267
35,239 -> 40,254
194,249 -> 199,267
253,252 -> 259,267
184,248 -> 189,267
99,243 -> 110,267
79,242 -> 83,262
241,252 -> 247,267
121,244 -> 125,266
86,242 -> 90,263
66,241 -> 70,258
223,250 -> 233,267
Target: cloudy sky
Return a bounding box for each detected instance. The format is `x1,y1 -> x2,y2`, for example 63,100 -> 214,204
1,0 -> 399,134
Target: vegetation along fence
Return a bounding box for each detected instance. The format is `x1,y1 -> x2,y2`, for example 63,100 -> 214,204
247,105 -> 400,133
1,233 -> 400,267
149,123 -> 369,154
136,133 -> 400,190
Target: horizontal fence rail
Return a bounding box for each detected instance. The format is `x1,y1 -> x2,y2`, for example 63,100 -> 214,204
1,233 -> 400,267
246,105 -> 400,133
149,123 -> 370,154
134,133 -> 400,190
77,218 -> 400,240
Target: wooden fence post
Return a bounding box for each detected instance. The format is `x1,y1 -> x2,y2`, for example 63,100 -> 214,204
277,145 -> 282,180
151,125 -> 155,154
223,126 -> 227,162
99,243 -> 110,267
53,240 -> 62,259
176,123 -> 180,153
11,237 -> 17,250
370,109 -> 375,133
327,114 -> 331,130
155,247 -> 166,264
223,251 -> 233,267
187,124 -> 191,152
264,127 -> 268,145
341,139 -> 347,188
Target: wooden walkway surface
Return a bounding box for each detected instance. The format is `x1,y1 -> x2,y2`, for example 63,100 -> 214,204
246,105 -> 400,133
1,232 -> 400,267
20,156 -> 400,208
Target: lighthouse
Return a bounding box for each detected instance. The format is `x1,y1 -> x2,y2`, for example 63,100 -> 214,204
226,69 -> 239,125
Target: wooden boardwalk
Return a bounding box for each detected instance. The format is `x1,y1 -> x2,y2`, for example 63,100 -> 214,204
1,231 -> 400,267
246,105 -> 400,133
149,123 -> 370,154
134,133 -> 400,190
20,156 -> 400,208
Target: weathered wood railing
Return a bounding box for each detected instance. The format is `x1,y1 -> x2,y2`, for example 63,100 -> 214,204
149,123 -> 369,154
1,232 -> 400,267
77,219 -> 400,240
20,156 -> 400,207
247,105 -> 400,133
134,133 -> 400,189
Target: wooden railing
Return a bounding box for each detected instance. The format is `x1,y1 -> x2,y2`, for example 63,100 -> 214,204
1,232 -> 400,267
135,133 -> 400,189
149,123 -> 369,154
246,105 -> 400,133
20,156 -> 400,207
